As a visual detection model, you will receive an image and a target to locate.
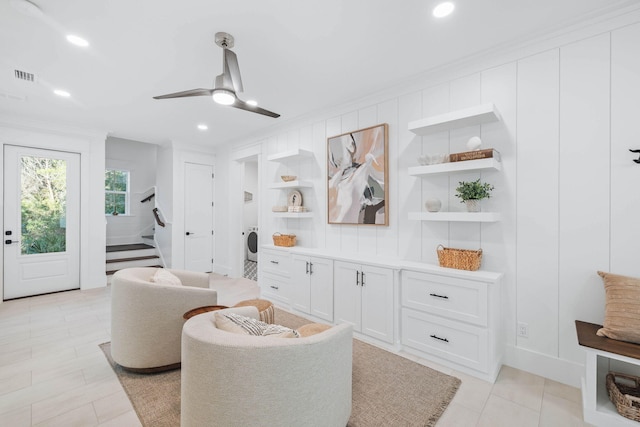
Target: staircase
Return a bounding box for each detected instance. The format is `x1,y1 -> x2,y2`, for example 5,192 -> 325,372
106,243 -> 162,277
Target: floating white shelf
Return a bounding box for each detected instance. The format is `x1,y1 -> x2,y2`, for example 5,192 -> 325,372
408,158 -> 502,177
269,180 -> 313,189
267,149 -> 314,162
272,212 -> 314,219
408,212 -> 501,222
408,103 -> 501,136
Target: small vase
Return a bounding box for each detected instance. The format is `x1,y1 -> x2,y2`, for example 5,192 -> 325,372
464,199 -> 481,212
425,198 -> 442,212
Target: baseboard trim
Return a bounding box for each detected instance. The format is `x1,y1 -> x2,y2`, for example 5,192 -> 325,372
82,274 -> 107,290
504,344 -> 584,388
214,264 -> 232,277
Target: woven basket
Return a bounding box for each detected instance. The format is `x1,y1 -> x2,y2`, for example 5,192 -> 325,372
436,245 -> 482,271
607,372 -> 640,422
272,232 -> 296,247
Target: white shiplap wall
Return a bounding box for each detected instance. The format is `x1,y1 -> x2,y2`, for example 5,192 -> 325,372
223,17 -> 640,385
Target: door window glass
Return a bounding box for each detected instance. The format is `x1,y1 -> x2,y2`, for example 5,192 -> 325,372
20,156 -> 67,255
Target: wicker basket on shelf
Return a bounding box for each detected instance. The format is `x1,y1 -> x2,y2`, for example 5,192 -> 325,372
436,245 -> 482,271
607,372 -> 640,422
272,232 -> 296,247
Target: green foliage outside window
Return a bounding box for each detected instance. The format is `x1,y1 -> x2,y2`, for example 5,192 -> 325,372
21,156 -> 67,255
105,169 -> 129,215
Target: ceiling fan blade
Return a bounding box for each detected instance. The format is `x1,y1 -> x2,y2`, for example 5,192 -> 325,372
223,49 -> 244,93
231,98 -> 280,118
153,88 -> 214,99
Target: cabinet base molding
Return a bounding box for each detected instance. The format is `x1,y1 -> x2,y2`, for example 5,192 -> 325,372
401,345 -> 502,383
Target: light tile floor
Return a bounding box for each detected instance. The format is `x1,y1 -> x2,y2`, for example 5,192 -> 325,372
0,285 -> 595,426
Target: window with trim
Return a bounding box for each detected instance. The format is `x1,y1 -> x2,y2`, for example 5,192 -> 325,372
105,169 -> 130,215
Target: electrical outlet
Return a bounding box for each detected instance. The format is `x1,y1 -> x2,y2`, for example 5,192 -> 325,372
517,322 -> 529,338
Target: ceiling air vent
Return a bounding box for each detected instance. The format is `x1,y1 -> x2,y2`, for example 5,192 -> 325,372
14,69 -> 35,83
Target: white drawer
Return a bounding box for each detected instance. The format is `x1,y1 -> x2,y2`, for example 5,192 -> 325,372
401,270 -> 488,326
259,272 -> 290,304
401,308 -> 488,373
260,250 -> 291,277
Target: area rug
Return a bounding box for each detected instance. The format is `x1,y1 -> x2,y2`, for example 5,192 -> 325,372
101,308 -> 461,427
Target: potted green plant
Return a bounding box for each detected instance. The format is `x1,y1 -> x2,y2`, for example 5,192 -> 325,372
455,179 -> 494,212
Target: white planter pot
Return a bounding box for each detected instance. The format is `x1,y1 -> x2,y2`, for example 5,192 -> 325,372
464,199 -> 481,212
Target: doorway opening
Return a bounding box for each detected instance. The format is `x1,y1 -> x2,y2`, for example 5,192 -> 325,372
242,158 -> 258,281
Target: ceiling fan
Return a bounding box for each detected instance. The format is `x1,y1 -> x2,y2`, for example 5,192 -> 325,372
153,32 -> 280,118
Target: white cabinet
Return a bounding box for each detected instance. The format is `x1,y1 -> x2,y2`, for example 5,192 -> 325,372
259,248 -> 292,304
291,255 -> 333,322
334,261 -> 394,344
400,269 -> 502,381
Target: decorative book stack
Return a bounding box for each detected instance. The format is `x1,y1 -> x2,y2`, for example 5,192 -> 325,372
449,148 -> 501,162
288,206 -> 309,213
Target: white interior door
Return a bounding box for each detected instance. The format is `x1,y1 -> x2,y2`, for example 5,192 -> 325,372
4,146 -> 80,300
184,162 -> 213,272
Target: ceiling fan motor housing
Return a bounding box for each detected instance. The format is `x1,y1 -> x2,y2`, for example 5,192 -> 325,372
215,32 -> 234,49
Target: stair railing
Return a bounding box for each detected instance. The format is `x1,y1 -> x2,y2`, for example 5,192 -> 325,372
152,208 -> 165,227
140,193 -> 155,203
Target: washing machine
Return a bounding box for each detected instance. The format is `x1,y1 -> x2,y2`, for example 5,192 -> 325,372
246,226 -> 258,262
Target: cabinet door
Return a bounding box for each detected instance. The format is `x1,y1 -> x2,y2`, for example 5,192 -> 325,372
309,257 -> 334,322
291,254 -> 311,314
361,264 -> 394,344
333,261 -> 361,332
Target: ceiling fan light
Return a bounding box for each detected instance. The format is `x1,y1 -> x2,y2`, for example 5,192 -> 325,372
212,89 -> 235,105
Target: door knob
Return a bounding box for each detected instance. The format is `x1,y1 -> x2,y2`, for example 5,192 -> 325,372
5,239 -> 19,245
186,232 -> 194,236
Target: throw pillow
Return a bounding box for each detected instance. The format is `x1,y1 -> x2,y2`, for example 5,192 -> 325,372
214,312 -> 250,335
214,312 -> 299,338
149,269 -> 182,286
596,271 -> 640,344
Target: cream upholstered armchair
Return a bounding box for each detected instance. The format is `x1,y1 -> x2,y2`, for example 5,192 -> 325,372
110,267 -> 217,372
180,306 -> 353,427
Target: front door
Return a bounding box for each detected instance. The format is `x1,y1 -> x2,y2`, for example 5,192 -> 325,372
3,146 -> 80,299
184,162 -> 214,272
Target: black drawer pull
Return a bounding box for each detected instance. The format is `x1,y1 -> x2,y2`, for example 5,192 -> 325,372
430,334 -> 449,343
429,293 -> 449,300
270,260 -> 279,264
270,285 -> 279,290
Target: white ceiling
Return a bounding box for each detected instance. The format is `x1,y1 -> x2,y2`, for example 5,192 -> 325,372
0,0 -> 637,147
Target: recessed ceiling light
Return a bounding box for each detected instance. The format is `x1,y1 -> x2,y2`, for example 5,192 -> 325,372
433,2 -> 455,18
197,124 -> 208,131
66,34 -> 89,47
53,89 -> 70,97
246,100 -> 258,106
